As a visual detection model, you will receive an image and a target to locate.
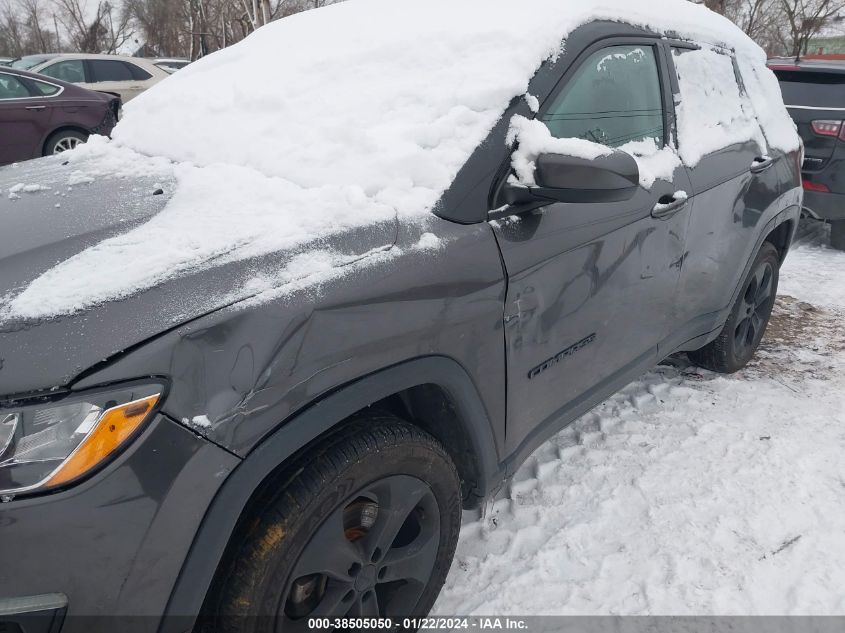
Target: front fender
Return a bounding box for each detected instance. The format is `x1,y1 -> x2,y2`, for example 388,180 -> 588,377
158,355 -> 501,631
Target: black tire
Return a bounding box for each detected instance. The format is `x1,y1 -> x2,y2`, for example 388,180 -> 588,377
202,414 -> 462,633
43,129 -> 88,156
689,242 -> 780,374
831,220 -> 845,251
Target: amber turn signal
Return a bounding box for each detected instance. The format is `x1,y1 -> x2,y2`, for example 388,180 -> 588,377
46,394 -> 160,487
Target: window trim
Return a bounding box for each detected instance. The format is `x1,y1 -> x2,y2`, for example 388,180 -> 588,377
0,70 -> 64,101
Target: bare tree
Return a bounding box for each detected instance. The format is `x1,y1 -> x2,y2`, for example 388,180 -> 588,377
53,0 -> 132,53
781,0 -> 845,56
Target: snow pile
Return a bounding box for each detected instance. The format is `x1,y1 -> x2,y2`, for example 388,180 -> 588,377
7,182 -> 50,199
508,116 -> 613,184
2,0 -> 799,319
509,119 -> 683,190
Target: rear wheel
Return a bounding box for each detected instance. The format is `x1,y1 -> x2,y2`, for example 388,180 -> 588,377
44,129 -> 87,156
202,414 -> 462,632
831,220 -> 845,251
689,242 -> 780,374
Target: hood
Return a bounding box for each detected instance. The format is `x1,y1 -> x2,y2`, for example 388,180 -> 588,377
0,155 -> 397,396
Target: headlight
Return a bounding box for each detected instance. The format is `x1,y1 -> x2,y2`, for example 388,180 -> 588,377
0,383 -> 162,498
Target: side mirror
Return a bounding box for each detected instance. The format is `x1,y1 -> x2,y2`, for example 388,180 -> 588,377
505,151 -> 640,206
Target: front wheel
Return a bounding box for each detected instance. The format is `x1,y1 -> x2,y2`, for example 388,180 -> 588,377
203,414 -> 462,632
689,242 -> 780,374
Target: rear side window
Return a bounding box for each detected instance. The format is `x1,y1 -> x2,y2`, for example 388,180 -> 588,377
40,60 -> 85,83
773,70 -> 845,109
126,63 -> 153,81
89,60 -> 134,82
0,73 -> 30,99
671,47 -> 763,164
539,45 -> 665,148
30,79 -> 60,96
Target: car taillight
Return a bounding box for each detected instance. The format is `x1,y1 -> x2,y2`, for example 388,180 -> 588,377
811,120 -> 845,140
803,180 -> 830,193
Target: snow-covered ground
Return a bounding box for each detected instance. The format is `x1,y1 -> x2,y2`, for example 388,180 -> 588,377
435,224 -> 845,616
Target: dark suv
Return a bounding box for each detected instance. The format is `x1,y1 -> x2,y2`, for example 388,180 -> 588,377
0,13 -> 801,633
770,59 -> 845,249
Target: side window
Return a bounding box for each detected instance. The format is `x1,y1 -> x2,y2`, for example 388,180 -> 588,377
539,45 -> 664,148
89,60 -> 134,82
0,74 -> 31,99
126,62 -> 152,81
671,47 -> 763,164
40,60 -> 85,83
30,79 -> 61,96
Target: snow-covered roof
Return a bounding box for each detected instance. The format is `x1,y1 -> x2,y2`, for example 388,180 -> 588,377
1,0 -> 798,321
114,0 -> 772,195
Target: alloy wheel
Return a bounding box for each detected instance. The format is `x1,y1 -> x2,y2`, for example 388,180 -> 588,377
279,474 -> 441,630
53,137 -> 82,153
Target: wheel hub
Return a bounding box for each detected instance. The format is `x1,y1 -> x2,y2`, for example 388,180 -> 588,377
281,474 -> 441,622
353,565 -> 377,592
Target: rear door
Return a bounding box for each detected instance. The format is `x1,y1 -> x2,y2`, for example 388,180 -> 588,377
667,45 -> 783,344
0,72 -> 53,163
87,60 -> 150,102
492,39 -> 692,454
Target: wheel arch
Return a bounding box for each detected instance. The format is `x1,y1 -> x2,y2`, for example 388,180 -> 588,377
159,355 -> 502,631
763,216 -> 797,264
41,125 -> 89,156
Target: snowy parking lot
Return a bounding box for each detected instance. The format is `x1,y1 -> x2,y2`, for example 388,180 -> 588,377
436,224 -> 845,616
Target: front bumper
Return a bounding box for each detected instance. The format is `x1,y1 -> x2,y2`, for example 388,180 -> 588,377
1,414 -> 239,633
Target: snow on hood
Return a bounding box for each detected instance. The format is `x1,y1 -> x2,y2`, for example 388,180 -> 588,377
0,0 -> 798,322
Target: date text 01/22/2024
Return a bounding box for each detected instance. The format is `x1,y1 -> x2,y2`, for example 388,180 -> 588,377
306,618 -> 529,630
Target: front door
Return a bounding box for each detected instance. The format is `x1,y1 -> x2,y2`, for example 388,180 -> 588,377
490,40 -> 692,455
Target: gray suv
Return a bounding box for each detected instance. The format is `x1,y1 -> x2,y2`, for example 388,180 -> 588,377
0,15 -> 801,633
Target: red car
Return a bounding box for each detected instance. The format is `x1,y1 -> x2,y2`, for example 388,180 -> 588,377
0,67 -> 119,165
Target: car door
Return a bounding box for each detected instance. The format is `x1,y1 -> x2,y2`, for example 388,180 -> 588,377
0,72 -> 54,164
490,39 -> 693,455
666,45 -> 785,342
87,60 -> 149,102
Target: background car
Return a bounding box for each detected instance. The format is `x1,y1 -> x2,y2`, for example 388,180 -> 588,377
152,57 -> 190,73
770,58 -> 845,250
0,57 -> 13,67
0,67 -> 119,165
24,53 -> 169,102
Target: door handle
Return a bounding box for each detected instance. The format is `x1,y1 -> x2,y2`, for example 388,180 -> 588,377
25,105 -> 46,111
750,155 -> 774,173
651,192 -> 689,219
